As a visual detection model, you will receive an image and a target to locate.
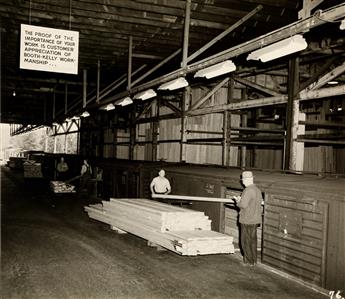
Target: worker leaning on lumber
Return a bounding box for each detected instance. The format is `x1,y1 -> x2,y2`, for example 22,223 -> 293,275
233,171 -> 262,267
150,169 -> 171,195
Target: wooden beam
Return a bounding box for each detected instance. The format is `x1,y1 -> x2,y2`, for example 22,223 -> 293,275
188,85 -> 345,116
161,101 -> 181,114
304,60 -> 345,91
296,139 -> 345,145
132,53 -> 163,60
233,77 -> 281,96
299,121 -> 345,128
190,77 -> 229,110
122,4 -> 345,98
187,5 -> 262,63
131,49 -> 181,87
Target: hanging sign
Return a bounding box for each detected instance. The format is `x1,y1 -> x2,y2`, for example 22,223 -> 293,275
20,24 -> 79,74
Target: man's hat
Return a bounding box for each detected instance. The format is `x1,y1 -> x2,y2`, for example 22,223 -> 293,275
241,171 -> 254,180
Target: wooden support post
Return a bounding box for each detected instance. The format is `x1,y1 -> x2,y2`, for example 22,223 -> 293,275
225,78 -> 234,166
64,83 -> 68,115
96,60 -> 100,104
83,69 -> 87,108
113,115 -> 118,158
152,101 -> 159,161
129,103 -> 136,160
180,87 -> 191,162
181,0 -> 191,68
285,57 -> 303,171
128,36 -> 133,91
222,110 -> 227,166
241,113 -> 248,169
298,0 -> 324,19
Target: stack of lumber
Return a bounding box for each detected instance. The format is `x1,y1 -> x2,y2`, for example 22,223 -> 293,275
85,198 -> 234,256
23,160 -> 43,178
50,181 -> 76,193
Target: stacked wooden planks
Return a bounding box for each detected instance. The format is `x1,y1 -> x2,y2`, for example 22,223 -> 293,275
85,198 -> 234,256
50,181 -> 76,193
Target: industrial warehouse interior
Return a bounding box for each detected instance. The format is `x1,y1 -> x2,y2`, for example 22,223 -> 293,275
1,0 -> 345,298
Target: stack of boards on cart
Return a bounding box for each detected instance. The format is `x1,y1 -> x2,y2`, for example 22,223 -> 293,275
85,198 -> 234,256
50,181 -> 76,193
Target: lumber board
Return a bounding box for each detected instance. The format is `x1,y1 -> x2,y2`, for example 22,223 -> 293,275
152,194 -> 234,202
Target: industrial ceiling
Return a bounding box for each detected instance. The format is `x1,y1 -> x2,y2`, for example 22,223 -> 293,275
1,0 -> 345,126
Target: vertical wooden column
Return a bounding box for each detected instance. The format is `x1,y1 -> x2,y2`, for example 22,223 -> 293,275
180,87 -> 191,162
285,57 -> 303,171
127,36 -> 133,90
181,0 -> 191,68
113,114 -> 118,158
152,101 -> 159,161
127,36 -> 134,160
240,88 -> 247,168
83,69 -> 87,108
129,104 -> 136,160
241,113 -> 248,168
224,78 -> 234,166
180,0 -> 191,162
96,60 -> 100,104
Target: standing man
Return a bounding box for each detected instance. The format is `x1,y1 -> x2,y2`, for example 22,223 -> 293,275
233,171 -> 262,266
56,157 -> 69,181
80,159 -> 92,192
150,169 -> 171,195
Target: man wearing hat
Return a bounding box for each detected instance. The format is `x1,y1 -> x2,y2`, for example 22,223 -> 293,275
233,171 -> 263,266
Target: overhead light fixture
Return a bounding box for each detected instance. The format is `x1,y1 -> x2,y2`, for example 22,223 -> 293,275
81,111 -> 90,117
116,97 -> 133,106
247,35 -> 308,62
194,60 -> 236,79
340,19 -> 345,30
134,89 -> 157,101
12,91 -> 16,97
327,81 -> 339,85
158,77 -> 189,91
100,103 -> 116,111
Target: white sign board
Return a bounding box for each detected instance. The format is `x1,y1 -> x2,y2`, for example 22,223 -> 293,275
20,24 -> 79,74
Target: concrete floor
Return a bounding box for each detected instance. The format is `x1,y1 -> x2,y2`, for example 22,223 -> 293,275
1,167 -> 329,299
